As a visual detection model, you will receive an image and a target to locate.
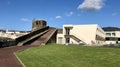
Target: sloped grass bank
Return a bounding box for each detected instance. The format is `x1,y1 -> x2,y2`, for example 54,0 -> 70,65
17,44 -> 120,67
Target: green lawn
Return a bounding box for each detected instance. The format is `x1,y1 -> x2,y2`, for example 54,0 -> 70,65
17,44 -> 120,67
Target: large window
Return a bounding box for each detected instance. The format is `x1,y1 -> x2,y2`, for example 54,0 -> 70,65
65,28 -> 70,35
106,37 -> 118,41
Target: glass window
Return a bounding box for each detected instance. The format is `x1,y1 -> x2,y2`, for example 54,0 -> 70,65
106,33 -> 111,36
118,38 -> 120,41
112,33 -> 116,36
110,38 -> 116,41
106,38 -> 110,40
106,37 -> 117,41
65,28 -> 70,35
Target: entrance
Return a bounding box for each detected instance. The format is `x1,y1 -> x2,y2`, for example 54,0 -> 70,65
66,38 -> 70,44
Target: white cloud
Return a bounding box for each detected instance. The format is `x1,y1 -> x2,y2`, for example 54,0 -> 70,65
21,18 -> 30,22
56,16 -> 62,19
77,0 -> 105,11
66,11 -> 74,16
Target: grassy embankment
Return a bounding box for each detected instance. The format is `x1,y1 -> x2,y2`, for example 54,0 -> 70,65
17,44 -> 120,67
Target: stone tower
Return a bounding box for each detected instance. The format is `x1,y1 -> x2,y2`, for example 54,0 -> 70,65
32,20 -> 47,31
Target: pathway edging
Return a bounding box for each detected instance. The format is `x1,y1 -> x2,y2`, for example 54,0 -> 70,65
14,52 -> 26,67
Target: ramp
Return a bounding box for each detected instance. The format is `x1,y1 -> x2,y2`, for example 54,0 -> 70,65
16,26 -> 49,46
31,28 -> 57,45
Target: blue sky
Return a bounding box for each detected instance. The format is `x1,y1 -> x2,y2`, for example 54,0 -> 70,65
0,0 -> 120,31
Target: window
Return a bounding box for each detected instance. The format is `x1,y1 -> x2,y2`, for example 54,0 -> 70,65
106,38 -> 110,40
36,21 -> 39,25
112,33 -> 116,36
106,33 -> 111,36
110,38 -> 115,41
65,28 -> 70,35
118,38 -> 120,41
106,37 -> 117,41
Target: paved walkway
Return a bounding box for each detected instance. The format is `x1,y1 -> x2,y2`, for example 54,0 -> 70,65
0,45 -> 35,67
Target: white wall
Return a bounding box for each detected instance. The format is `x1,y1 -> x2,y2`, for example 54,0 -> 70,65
63,24 -> 97,45
105,31 -> 120,37
57,24 -> 105,46
56,34 -> 65,44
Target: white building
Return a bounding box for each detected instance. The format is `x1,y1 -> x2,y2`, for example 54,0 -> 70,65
0,29 -> 6,33
105,31 -> 120,44
0,29 -> 30,39
103,27 -> 120,44
57,24 -> 105,46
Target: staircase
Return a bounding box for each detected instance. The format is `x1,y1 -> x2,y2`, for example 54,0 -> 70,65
65,35 -> 86,44
71,35 -> 81,42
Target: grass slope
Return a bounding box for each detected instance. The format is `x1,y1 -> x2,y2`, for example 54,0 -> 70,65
17,44 -> 120,67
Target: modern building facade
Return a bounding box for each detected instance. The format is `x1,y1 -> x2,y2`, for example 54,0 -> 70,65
103,27 -> 120,44
57,24 -> 105,46
105,31 -> 120,44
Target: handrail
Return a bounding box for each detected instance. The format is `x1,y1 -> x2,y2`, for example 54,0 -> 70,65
71,32 -> 87,44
